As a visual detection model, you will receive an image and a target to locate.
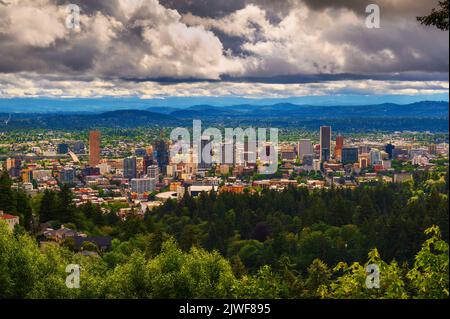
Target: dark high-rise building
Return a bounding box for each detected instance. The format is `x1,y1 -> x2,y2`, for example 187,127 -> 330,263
385,143 -> 395,159
321,148 -> 330,162
57,143 -> 69,155
320,126 -> 331,162
72,141 -> 85,154
89,131 -> 101,167
302,154 -> 314,166
82,167 -> 100,177
60,168 -> 75,185
123,157 -> 137,180
143,155 -> 155,174
341,147 -> 359,164
154,140 -> 169,173
135,148 -> 147,157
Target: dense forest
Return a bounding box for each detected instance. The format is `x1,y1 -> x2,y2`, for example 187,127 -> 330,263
0,170 -> 448,298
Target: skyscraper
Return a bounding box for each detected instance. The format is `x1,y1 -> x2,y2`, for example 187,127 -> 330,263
321,148 -> 330,162
334,135 -> 344,160
89,131 -> 101,167
72,141 -> 85,154
297,139 -> 313,162
6,157 -> 21,178
143,155 -> 155,174
221,141 -> 236,165
154,140 -> 169,173
320,126 -> 331,162
60,168 -> 75,185
341,147 -> 359,164
199,136 -> 213,170
385,143 -> 395,159
57,143 -> 69,154
369,149 -> 382,166
123,157 -> 137,180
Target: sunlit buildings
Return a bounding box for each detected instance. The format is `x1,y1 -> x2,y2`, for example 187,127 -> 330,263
89,131 -> 101,167
334,135 -> 344,160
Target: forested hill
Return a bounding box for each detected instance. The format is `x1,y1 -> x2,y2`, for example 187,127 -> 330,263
165,101 -> 449,119
0,170 -> 448,298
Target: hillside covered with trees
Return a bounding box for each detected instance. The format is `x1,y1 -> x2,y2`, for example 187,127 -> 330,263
0,170 -> 448,298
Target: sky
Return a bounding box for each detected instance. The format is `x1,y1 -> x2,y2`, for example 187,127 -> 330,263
0,0 -> 448,106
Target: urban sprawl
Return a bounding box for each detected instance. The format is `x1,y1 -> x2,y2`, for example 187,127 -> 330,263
1,126 -> 448,246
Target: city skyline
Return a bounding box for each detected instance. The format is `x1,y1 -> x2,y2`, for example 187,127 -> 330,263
0,0 -> 448,304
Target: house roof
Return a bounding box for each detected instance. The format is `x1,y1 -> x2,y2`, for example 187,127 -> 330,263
1,214 -> 18,220
56,228 -> 77,236
73,236 -> 112,249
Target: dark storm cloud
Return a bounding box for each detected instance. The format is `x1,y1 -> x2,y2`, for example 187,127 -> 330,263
54,0 -> 121,16
160,0 -> 246,17
301,0 -> 437,16
158,0 -> 440,20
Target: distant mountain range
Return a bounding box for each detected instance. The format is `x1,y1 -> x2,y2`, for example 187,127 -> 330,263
0,101 -> 448,132
1,94 -> 448,113
153,101 -> 449,119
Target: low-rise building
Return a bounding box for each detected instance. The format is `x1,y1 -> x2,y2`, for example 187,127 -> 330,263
0,211 -> 19,231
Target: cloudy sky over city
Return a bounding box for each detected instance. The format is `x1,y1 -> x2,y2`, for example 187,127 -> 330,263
0,0 -> 448,100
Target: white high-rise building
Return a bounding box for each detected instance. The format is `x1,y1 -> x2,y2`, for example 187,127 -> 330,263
130,178 -> 156,194
147,165 -> 159,179
313,159 -> 321,172
369,149 -> 382,165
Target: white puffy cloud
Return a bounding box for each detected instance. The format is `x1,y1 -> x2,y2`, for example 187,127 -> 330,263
0,72 -> 447,99
0,0 -> 248,79
0,0 -> 68,47
183,2 -> 448,76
